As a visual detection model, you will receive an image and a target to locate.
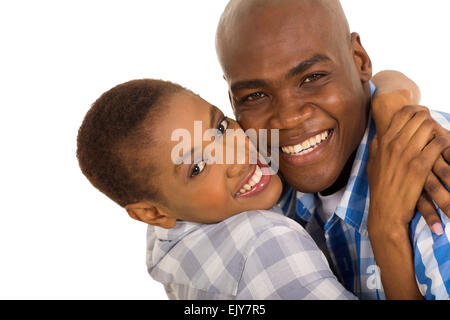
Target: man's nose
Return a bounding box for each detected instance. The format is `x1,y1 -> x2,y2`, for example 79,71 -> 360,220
269,94 -> 314,129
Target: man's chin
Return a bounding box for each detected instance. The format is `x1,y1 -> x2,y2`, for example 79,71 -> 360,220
281,169 -> 339,194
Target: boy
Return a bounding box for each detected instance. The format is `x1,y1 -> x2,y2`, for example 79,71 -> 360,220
77,77 -> 439,299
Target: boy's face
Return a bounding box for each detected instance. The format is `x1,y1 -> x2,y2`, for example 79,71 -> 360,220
142,92 -> 282,224
218,1 -> 372,193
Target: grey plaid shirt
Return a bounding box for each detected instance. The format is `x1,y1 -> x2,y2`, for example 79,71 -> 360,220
146,208 -> 356,300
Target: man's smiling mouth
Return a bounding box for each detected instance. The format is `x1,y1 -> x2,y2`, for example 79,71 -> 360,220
278,129 -> 335,167
281,129 -> 332,156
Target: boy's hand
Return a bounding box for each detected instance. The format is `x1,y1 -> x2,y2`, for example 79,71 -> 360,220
371,70 -> 421,135
366,105 -> 450,300
372,90 -> 414,135
372,91 -> 450,234
367,105 -> 450,236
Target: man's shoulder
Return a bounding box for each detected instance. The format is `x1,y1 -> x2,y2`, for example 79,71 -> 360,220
410,194 -> 450,300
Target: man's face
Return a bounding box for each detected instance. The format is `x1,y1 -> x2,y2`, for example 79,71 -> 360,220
220,4 -> 372,193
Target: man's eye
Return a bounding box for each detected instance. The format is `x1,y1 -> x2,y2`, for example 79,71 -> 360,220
191,160 -> 206,177
217,119 -> 228,135
242,92 -> 267,102
302,73 -> 324,84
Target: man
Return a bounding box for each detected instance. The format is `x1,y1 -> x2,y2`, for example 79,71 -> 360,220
215,0 -> 450,299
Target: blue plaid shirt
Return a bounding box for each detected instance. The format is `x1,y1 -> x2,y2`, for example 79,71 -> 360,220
279,85 -> 450,299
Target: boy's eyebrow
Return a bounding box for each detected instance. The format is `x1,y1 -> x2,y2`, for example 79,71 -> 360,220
210,104 -> 219,130
286,54 -> 331,79
175,104 -> 220,172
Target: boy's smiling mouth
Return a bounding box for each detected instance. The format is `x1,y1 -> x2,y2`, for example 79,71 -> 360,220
235,161 -> 272,198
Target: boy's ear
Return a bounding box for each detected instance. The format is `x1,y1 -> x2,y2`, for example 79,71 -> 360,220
350,32 -> 372,83
125,202 -> 177,229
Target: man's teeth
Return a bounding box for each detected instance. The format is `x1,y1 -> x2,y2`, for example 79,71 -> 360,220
238,165 -> 263,195
281,130 -> 329,155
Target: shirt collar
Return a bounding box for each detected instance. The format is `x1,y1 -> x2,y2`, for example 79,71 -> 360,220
151,220 -> 202,241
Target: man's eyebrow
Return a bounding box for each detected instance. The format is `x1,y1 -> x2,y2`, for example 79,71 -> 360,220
230,79 -> 268,92
229,54 -> 330,91
286,54 -> 331,79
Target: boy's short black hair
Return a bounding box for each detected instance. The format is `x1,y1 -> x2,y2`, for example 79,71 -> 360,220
77,79 -> 184,207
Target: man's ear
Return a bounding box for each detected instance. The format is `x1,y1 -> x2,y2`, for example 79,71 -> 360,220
125,202 -> 177,229
350,32 -> 372,83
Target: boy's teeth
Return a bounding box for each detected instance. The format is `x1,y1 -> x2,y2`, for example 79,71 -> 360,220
255,166 -> 262,177
315,135 -> 321,144
250,176 -> 259,186
238,165 -> 263,195
282,130 -> 330,155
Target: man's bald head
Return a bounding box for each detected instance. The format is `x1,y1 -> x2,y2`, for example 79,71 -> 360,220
216,0 -> 351,75
214,0 -> 373,194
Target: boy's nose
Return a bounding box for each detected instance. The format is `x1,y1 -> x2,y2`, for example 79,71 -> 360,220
221,128 -> 252,163
223,129 -> 254,179
226,163 -> 251,179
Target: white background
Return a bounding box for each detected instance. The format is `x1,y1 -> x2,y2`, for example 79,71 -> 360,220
0,1 -> 449,299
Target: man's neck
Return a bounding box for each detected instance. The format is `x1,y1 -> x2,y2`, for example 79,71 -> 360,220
320,150 -> 357,197
320,97 -> 371,197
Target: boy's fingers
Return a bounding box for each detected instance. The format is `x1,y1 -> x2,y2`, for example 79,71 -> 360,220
403,117 -> 437,160
415,134 -> 450,177
395,109 -> 432,149
444,148 -> 450,163
433,123 -> 450,163
383,105 -> 429,142
417,192 -> 444,236
433,155 -> 450,188
424,172 -> 450,218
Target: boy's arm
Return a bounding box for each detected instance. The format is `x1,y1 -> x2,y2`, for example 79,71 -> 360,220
371,70 -> 450,234
371,70 -> 421,135
367,104 -> 450,299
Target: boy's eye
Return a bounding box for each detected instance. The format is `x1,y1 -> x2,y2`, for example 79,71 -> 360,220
191,160 -> 206,177
217,119 -> 228,135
